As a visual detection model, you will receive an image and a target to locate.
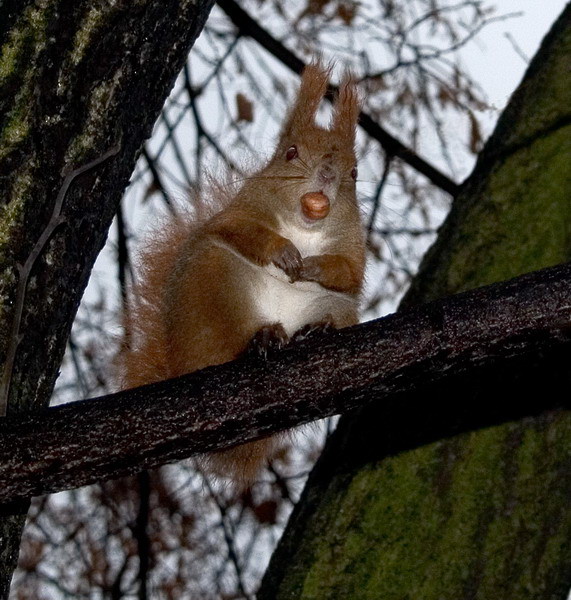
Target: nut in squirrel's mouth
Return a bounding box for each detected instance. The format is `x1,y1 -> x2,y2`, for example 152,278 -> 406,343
300,192 -> 330,221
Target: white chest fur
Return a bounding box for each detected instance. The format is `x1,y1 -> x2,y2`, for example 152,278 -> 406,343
249,221 -> 353,335
277,218 -> 328,258
211,224 -> 356,336
250,266 -> 334,335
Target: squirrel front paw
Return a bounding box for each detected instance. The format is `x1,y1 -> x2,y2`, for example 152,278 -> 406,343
271,240 -> 303,282
298,255 -> 322,283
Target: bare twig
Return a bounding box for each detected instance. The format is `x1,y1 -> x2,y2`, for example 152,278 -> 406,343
203,478 -> 252,598
367,153 -> 393,235
504,32 -> 530,64
134,471 -> 151,600
0,145 -> 120,417
216,0 -> 461,197
115,202 -> 130,312
141,146 -> 177,214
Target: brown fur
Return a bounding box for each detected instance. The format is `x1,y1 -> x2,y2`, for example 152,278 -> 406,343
118,62 -> 366,488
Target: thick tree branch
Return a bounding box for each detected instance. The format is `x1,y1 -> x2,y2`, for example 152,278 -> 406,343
1,261 -> 570,507
216,0 -> 461,197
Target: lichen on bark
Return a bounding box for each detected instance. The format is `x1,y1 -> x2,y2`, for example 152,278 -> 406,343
0,0 -> 215,595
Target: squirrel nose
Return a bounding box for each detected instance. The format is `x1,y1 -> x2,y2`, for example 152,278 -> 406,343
319,164 -> 335,184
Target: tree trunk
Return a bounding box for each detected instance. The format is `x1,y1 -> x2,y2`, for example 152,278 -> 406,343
259,5 -> 571,599
0,1 -> 214,596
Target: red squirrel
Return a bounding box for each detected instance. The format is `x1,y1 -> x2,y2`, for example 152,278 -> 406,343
120,62 -> 366,486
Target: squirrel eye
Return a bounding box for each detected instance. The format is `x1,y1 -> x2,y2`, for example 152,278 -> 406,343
286,145 -> 298,161
351,166 -> 358,180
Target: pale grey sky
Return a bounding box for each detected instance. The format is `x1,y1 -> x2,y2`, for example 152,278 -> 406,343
463,1 -> 567,110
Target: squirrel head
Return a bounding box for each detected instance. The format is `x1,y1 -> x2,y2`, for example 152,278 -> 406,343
248,62 -> 361,228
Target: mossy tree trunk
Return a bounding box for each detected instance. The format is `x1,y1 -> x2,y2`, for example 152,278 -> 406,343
0,1 -> 214,597
260,5 -> 571,599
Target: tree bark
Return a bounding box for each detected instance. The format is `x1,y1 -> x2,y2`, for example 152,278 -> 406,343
0,0 -> 214,596
1,260 -> 571,506
260,5 -> 571,600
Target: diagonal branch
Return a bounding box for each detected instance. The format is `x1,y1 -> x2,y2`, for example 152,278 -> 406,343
1,261 -> 571,507
216,0 -> 461,197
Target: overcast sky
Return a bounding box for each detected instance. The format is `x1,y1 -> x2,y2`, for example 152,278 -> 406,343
463,1 -> 567,111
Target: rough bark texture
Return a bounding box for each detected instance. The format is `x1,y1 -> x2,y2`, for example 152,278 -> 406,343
0,0 -> 214,597
1,261 -> 570,505
260,5 -> 571,600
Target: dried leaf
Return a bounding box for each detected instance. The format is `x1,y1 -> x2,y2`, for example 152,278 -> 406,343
19,539 -> 45,572
253,499 -> 279,525
295,0 -> 333,24
142,180 -> 161,203
396,84 -> 414,107
437,84 -> 454,108
337,1 -> 358,25
236,92 -> 254,123
305,0 -> 332,17
366,74 -> 388,94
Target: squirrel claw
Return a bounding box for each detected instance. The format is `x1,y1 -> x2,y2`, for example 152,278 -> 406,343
273,243 -> 303,282
245,323 -> 289,359
291,317 -> 336,343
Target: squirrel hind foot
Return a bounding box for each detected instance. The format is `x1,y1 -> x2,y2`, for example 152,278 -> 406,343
244,323 -> 289,359
291,315 -> 336,343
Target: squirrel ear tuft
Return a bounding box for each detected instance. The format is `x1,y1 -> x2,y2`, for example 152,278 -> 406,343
282,60 -> 332,136
331,73 -> 361,145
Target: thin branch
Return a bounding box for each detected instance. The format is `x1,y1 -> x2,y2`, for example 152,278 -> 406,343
116,201 -> 130,311
216,0 -> 461,197
203,479 -> 251,599
367,153 -> 393,235
504,31 -> 530,64
1,261 -> 570,506
141,146 -> 177,214
0,144 -> 120,417
184,64 -> 242,173
134,471 -> 151,600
